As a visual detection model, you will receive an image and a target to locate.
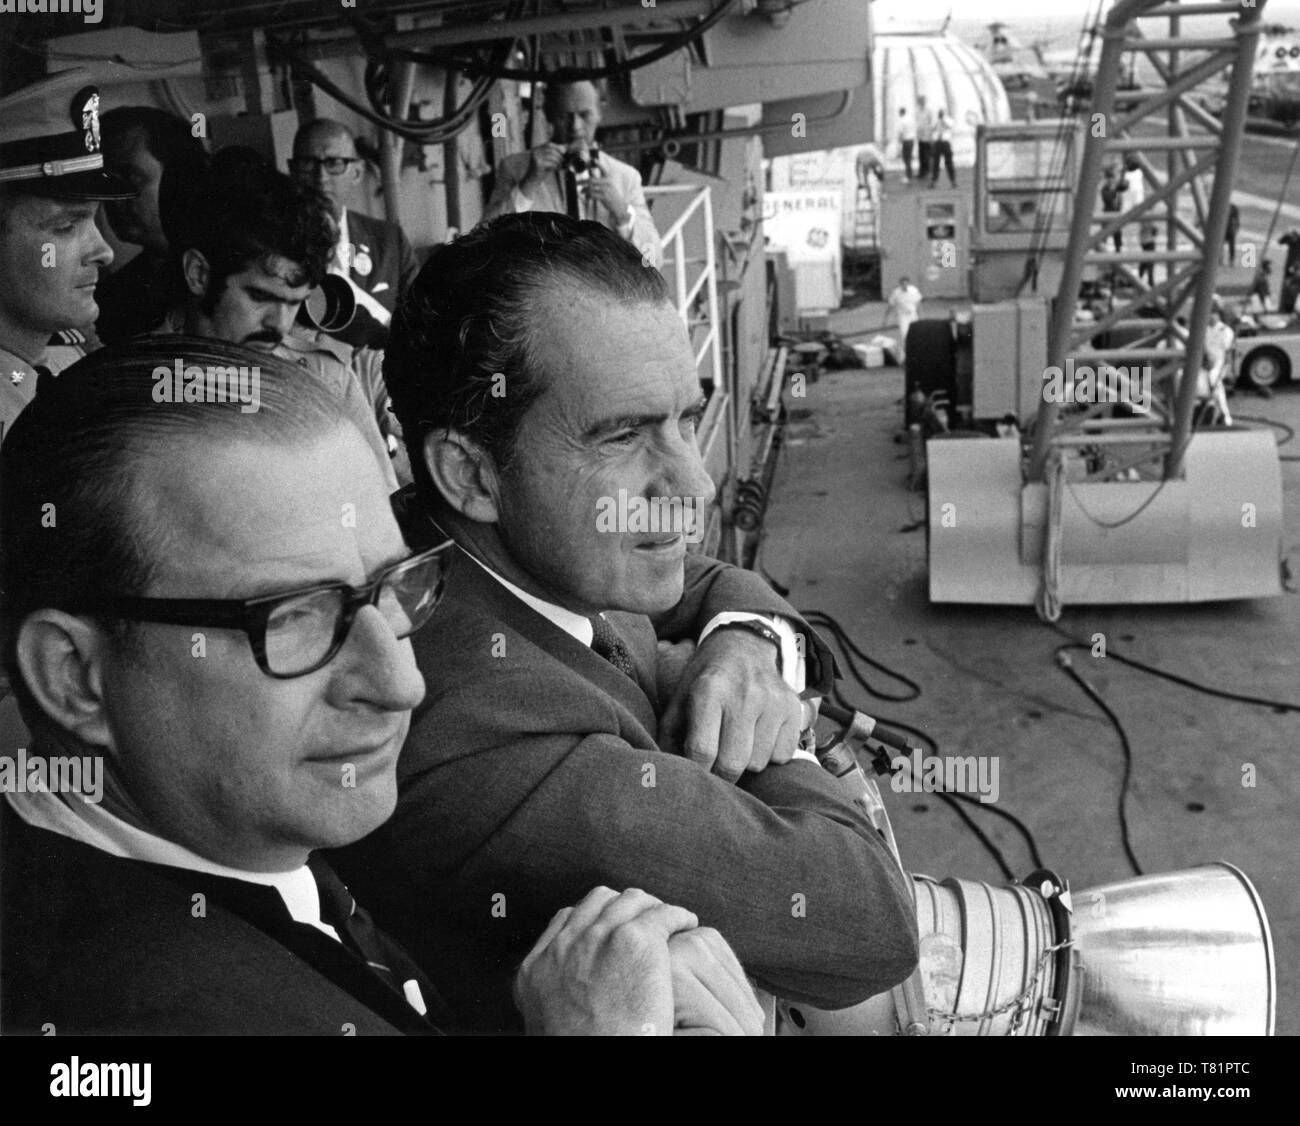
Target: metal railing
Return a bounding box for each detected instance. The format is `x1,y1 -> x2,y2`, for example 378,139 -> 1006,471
645,183 -> 724,391
645,182 -> 736,558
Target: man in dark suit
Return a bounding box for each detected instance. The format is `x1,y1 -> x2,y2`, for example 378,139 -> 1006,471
290,119 -> 420,349
94,105 -> 208,344
333,213 -> 920,1032
0,337 -> 762,1037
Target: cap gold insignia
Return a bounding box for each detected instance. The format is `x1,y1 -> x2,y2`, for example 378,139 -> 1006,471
72,86 -> 102,155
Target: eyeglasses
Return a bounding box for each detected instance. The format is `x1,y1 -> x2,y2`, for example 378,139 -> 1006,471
289,156 -> 361,177
80,541 -> 454,679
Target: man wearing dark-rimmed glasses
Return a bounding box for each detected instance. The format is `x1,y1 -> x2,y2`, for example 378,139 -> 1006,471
0,336 -> 763,1036
289,118 -> 420,348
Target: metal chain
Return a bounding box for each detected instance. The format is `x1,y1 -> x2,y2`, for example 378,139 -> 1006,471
921,940 -> 1074,1034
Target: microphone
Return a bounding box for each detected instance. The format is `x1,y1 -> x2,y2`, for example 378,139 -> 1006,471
818,701 -> 916,755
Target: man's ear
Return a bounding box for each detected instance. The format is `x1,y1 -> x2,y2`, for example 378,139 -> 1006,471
423,428 -> 502,524
181,247 -> 210,301
14,611 -> 114,750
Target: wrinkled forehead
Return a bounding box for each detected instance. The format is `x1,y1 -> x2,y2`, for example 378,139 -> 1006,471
139,426 -> 402,596
527,291 -> 695,416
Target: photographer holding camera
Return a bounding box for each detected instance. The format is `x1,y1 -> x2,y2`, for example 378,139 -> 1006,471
484,81 -> 661,267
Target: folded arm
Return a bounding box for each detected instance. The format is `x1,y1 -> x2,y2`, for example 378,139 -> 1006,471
649,554 -> 837,775
651,553 -> 835,694
382,705 -> 919,1015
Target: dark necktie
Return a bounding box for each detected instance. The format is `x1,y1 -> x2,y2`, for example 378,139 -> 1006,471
590,615 -> 637,680
563,167 -> 580,219
309,859 -> 400,993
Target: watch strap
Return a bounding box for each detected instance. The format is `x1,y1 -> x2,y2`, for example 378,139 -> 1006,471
703,619 -> 784,676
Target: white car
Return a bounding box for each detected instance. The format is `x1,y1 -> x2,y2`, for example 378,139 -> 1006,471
1233,319 -> 1300,390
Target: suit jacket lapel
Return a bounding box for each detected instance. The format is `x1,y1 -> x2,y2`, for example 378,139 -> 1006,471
446,550 -> 660,736
155,865 -> 444,1035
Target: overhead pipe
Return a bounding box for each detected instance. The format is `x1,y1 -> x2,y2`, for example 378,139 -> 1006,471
380,61 -> 417,227
600,89 -> 855,159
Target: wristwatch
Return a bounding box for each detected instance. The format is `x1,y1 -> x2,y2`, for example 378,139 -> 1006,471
703,618 -> 784,676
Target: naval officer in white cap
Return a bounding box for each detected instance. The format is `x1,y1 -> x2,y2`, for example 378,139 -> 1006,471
0,70 -> 134,441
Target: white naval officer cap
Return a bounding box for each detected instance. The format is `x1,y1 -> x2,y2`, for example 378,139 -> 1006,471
0,69 -> 135,200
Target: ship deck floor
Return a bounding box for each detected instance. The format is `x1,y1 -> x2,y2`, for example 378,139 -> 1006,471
760,296 -> 1300,1035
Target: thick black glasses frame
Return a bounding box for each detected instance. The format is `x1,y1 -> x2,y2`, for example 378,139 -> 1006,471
288,157 -> 362,176
79,541 -> 454,679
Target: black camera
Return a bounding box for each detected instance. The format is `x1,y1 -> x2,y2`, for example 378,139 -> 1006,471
561,144 -> 599,176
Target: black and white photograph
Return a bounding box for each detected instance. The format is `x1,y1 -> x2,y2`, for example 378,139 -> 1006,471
0,0 -> 1295,1106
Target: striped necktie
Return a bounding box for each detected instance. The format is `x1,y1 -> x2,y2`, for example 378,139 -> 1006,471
310,859 -> 399,991
590,615 -> 637,680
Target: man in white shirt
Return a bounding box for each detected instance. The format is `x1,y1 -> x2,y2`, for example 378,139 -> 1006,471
1201,306 -> 1235,424
0,336 -> 762,1037
915,95 -> 936,183
929,110 -> 956,188
483,80 -> 661,267
895,106 -> 917,182
887,276 -> 924,364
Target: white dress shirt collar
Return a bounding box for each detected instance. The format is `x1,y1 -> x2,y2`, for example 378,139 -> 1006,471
464,550 -> 596,646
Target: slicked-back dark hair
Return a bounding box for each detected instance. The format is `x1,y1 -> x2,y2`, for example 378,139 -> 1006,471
0,336 -> 357,717
384,211 -> 670,508
161,145 -> 335,310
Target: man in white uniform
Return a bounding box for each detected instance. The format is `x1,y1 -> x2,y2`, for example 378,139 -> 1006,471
887,276 -> 924,364
1202,306 -> 1235,425
0,71 -> 133,442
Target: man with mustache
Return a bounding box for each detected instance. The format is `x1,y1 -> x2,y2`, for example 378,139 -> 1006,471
333,213 -> 919,1031
153,145 -> 406,487
0,337 -> 763,1037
